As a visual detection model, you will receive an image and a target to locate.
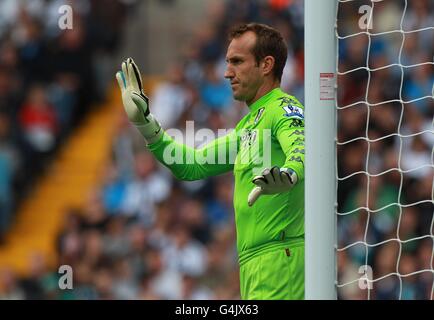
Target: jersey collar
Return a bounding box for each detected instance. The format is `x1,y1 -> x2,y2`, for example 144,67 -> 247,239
248,87 -> 283,113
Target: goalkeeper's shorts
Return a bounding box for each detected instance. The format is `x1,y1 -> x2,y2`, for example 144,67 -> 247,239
239,240 -> 304,300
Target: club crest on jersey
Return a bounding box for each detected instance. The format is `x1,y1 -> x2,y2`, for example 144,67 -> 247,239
254,107 -> 265,124
282,104 -> 304,120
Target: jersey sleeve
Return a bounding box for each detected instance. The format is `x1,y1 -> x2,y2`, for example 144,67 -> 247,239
272,96 -> 305,181
147,130 -> 237,181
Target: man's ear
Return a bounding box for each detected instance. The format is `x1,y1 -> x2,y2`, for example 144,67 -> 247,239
261,56 -> 275,77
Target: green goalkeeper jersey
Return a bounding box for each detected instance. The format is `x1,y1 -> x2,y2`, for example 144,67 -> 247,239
148,88 -> 305,265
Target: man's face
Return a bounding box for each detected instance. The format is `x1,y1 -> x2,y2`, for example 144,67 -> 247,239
224,31 -> 263,103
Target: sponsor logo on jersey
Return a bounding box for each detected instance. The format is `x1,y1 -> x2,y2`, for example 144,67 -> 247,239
278,96 -> 299,107
289,119 -> 303,128
240,129 -> 257,147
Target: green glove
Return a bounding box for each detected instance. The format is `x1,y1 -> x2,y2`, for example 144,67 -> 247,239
247,166 -> 298,206
116,57 -> 162,144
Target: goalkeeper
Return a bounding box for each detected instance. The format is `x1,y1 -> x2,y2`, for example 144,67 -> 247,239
116,23 -> 305,300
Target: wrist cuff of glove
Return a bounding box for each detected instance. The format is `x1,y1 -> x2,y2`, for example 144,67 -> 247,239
134,113 -> 163,144
281,168 -> 298,185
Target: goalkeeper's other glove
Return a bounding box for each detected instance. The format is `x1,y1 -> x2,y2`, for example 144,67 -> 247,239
116,57 -> 162,144
247,166 -> 298,206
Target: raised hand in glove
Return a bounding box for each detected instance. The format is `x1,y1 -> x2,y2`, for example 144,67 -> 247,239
116,57 -> 162,144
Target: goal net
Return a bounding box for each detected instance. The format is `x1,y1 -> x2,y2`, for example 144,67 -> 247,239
335,0 -> 433,299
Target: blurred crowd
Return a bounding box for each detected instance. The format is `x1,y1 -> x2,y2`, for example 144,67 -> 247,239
0,0 -> 134,241
336,0 -> 433,299
0,0 -> 432,300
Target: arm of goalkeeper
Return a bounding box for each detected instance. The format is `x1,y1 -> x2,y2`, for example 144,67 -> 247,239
247,166 -> 298,207
116,57 -> 162,144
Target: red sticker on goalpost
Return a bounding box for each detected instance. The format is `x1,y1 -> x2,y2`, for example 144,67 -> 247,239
320,73 -> 335,101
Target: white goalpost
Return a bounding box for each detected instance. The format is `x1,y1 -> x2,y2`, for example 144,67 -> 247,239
305,0 -> 338,300
306,0 -> 433,300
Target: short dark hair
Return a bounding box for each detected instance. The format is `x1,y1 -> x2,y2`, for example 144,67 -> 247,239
229,23 -> 288,82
